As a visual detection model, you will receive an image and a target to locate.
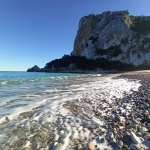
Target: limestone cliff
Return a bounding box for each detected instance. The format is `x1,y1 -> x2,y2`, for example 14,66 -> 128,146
72,14 -> 98,55
72,11 -> 150,66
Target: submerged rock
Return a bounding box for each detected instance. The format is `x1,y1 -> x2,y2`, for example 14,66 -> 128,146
5,116 -> 9,122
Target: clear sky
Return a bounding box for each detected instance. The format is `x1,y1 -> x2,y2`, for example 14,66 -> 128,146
0,0 -> 150,71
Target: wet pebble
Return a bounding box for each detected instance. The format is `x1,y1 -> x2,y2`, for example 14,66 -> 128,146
87,142 -> 95,150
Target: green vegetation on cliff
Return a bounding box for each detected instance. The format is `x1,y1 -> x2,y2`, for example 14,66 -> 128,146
131,16 -> 150,34
95,45 -> 123,57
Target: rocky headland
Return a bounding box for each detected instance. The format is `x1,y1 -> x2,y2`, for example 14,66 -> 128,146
72,11 -> 150,67
27,10 -> 150,72
27,65 -> 41,72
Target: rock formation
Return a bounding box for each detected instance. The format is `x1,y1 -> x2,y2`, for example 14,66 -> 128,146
72,14 -> 98,56
27,11 -> 150,72
72,11 -> 150,67
27,65 -> 40,72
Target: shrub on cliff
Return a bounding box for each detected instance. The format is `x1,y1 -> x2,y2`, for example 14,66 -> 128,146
131,17 -> 150,34
45,55 -> 135,71
95,45 -> 122,57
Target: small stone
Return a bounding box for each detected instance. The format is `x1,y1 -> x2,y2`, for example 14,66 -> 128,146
95,110 -> 102,116
106,132 -> 115,141
136,118 -> 141,122
123,144 -> 130,150
110,133 -> 114,140
115,115 -> 121,122
100,138 -> 105,143
54,133 -> 59,141
118,140 -> 123,148
139,127 -> 148,134
130,132 -> 143,144
83,121 -> 91,128
133,119 -> 140,124
144,134 -> 150,141
130,144 -> 141,150
5,116 -> 9,122
38,131 -> 48,143
87,142 -> 94,150
24,140 -> 30,148
53,143 -> 64,150
99,130 -> 106,136
125,120 -> 131,126
76,118 -> 81,123
138,130 -> 144,135
77,144 -> 82,150
59,130 -> 65,135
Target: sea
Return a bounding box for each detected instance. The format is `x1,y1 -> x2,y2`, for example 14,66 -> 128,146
0,71 -> 95,123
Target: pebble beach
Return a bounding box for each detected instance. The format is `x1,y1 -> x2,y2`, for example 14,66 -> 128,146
0,71 -> 150,150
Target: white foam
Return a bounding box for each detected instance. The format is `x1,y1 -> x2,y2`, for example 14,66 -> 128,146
1,81 -> 7,86
0,98 -> 47,124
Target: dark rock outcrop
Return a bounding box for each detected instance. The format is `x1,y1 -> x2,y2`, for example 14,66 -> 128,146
27,65 -> 41,72
44,55 -> 137,71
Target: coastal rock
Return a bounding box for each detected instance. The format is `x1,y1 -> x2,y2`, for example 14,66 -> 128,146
27,65 -> 41,72
72,11 -> 150,67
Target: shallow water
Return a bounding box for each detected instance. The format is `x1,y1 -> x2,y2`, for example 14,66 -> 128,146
0,71 -> 96,123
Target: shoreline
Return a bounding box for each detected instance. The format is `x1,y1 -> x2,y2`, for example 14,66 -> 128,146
62,72 -> 150,150
0,72 -> 150,150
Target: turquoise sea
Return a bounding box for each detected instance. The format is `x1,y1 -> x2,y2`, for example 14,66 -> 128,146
0,71 -> 92,123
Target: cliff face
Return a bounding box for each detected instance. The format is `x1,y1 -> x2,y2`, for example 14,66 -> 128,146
72,11 -> 150,66
72,14 -> 98,55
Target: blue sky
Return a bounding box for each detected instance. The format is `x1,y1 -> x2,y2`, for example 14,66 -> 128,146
0,0 -> 149,71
